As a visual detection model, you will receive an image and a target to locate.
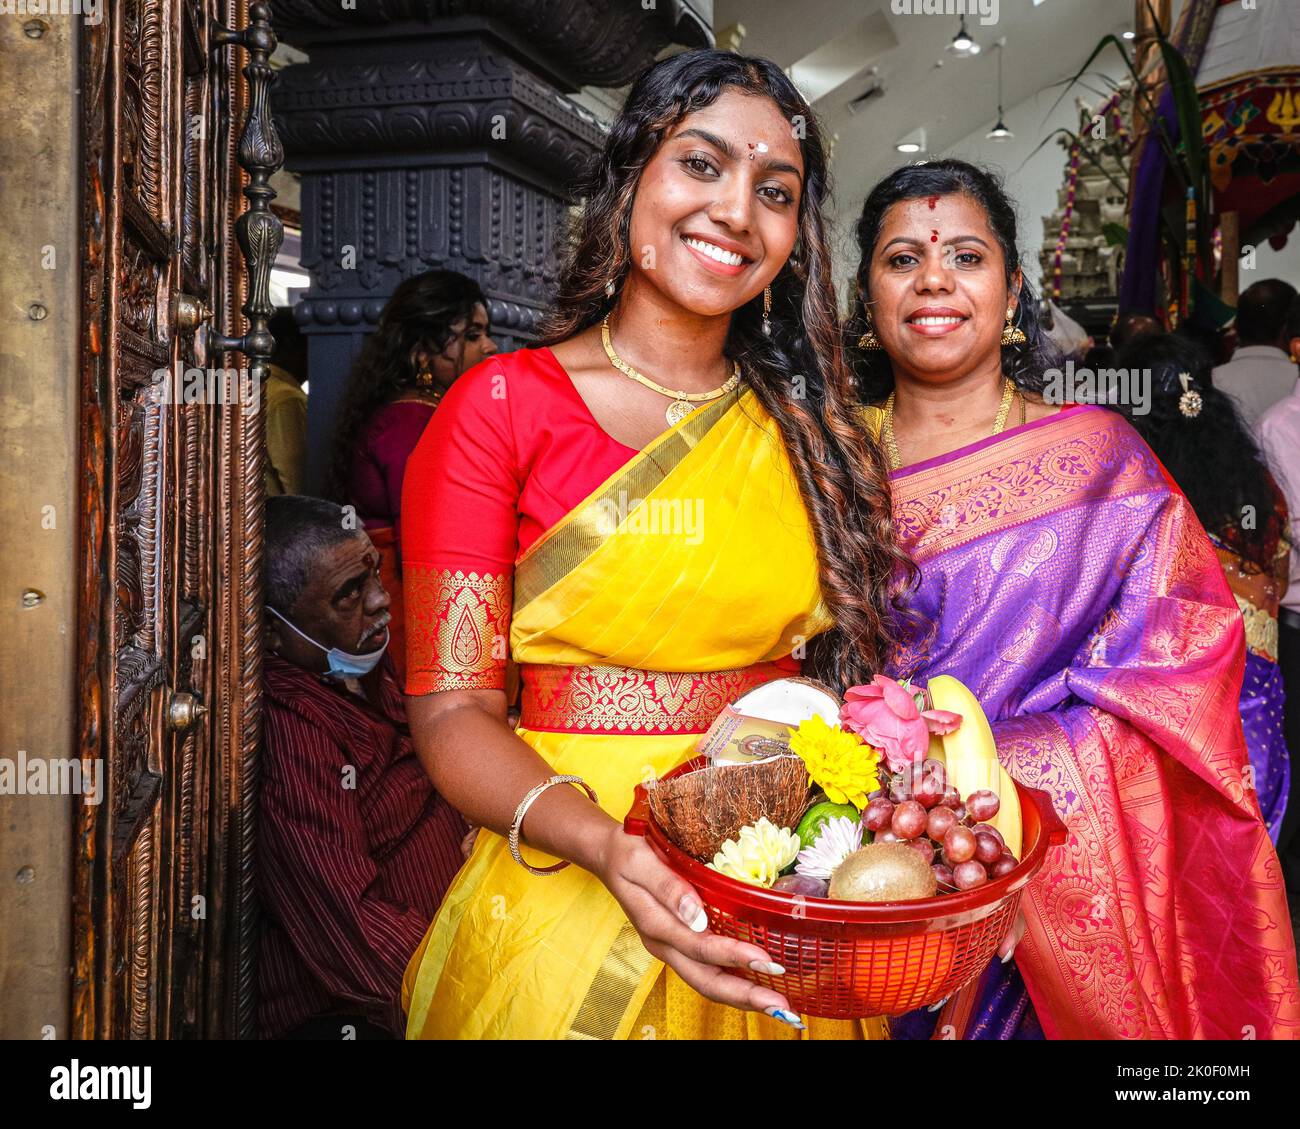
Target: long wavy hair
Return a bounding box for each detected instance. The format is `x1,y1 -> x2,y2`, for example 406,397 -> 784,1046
845,159 -> 1060,403
325,269 -> 486,502
1116,332 -> 1288,573
539,48 -> 912,690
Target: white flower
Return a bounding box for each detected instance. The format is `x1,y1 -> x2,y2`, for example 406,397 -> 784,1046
795,816 -> 864,879
709,817 -> 801,888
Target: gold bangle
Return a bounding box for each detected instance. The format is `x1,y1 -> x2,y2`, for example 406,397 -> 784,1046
508,775 -> 598,876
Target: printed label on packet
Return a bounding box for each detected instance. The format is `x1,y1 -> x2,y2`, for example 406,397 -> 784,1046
696,705 -> 796,764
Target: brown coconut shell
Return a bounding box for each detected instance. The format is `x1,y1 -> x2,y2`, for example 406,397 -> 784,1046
646,754 -> 811,862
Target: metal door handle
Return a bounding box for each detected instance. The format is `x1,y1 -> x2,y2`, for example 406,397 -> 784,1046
166,690 -> 208,733
172,292 -> 213,332
210,0 -> 283,369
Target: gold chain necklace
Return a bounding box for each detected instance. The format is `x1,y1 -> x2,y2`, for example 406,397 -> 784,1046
601,314 -> 741,426
881,378 -> 1020,471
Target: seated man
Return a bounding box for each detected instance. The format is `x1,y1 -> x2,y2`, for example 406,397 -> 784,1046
259,494 -> 468,1039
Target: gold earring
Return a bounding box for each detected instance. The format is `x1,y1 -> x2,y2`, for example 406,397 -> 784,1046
761,286 -> 772,336
857,314 -> 883,351
416,368 -> 434,388
1000,305 -> 1027,345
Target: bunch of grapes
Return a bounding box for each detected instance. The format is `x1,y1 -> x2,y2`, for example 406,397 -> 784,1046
861,760 -> 1018,891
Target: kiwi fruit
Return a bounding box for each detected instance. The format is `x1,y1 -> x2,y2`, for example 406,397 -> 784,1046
828,843 -> 937,902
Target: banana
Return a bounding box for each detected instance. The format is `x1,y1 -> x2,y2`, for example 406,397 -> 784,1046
925,675 -> 1022,857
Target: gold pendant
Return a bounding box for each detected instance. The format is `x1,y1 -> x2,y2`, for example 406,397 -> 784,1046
665,399 -> 694,426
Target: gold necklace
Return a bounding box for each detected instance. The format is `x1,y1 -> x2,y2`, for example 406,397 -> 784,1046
882,377 -> 1018,471
601,314 -> 741,426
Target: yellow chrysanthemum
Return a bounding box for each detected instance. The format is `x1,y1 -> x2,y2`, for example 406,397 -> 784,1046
788,714 -> 880,811
708,817 -> 801,888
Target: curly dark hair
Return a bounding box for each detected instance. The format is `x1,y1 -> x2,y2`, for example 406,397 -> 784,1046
845,159 -> 1060,403
538,48 -> 913,691
1116,332 -> 1288,572
325,269 -> 487,502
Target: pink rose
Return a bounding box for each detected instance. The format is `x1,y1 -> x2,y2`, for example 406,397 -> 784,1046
839,674 -> 962,774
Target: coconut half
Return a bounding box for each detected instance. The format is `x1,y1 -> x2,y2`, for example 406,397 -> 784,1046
733,676 -> 842,727
647,754 -> 810,862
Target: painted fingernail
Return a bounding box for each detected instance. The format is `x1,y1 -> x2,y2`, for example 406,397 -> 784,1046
927,996 -> 949,1013
765,1007 -> 806,1029
1001,950 -> 1014,964
749,960 -> 786,976
678,895 -> 708,932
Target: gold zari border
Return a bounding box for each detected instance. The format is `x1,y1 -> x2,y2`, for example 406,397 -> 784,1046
513,388 -> 746,610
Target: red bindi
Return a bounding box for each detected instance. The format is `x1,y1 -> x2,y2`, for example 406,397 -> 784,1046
930,230 -> 939,243
927,195 -> 939,210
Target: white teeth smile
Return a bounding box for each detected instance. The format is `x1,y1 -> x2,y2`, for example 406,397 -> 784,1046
910,316 -> 965,326
683,236 -> 746,266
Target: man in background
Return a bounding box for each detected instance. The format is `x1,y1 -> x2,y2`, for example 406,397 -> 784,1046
1214,279 -> 1298,430
265,309 -> 309,496
259,495 -> 467,1038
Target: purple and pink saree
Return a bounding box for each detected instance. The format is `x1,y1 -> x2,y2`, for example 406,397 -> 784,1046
875,405 -> 1299,1039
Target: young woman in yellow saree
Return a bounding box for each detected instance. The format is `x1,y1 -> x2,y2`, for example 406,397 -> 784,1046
398,50 -> 914,1039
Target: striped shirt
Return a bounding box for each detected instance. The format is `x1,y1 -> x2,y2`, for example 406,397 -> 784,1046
258,652 -> 467,1038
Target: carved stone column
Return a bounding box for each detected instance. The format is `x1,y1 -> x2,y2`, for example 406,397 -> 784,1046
270,0 -> 710,492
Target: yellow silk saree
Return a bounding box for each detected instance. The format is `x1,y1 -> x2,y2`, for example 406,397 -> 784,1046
402,386 -> 886,1040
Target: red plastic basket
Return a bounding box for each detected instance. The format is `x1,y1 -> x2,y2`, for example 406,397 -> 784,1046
624,756 -> 1067,1019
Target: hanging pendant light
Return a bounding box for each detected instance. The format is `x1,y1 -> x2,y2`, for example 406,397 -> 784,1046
946,16 -> 975,55
986,39 -> 1014,141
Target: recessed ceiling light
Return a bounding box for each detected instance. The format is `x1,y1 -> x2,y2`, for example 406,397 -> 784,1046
1122,30 -> 1135,40
895,127 -> 927,154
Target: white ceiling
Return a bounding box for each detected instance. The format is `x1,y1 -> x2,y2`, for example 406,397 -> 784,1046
717,0 -> 1138,231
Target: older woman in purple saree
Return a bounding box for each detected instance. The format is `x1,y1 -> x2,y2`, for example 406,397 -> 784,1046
849,160 -> 1298,1040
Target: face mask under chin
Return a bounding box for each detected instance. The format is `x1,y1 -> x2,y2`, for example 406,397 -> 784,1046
267,606 -> 390,680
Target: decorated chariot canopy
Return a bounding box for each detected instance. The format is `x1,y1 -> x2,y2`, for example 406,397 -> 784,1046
1120,0 -> 1300,321
1197,0 -> 1300,250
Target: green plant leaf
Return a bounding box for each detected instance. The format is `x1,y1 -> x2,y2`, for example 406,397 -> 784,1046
1102,222 -> 1129,246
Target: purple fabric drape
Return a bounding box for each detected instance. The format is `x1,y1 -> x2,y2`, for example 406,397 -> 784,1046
1118,0 -> 1220,314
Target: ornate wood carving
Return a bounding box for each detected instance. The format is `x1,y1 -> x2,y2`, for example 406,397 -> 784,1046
122,0 -> 170,226
74,0 -> 263,1039
209,0 -> 283,1039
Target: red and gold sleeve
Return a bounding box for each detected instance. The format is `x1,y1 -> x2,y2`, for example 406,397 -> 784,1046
400,358 -> 519,696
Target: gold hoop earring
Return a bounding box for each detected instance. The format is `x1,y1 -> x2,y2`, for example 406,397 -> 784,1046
761,286 -> 772,336
1000,305 -> 1027,345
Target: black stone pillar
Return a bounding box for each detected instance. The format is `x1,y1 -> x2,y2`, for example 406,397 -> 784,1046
270,0 -> 710,492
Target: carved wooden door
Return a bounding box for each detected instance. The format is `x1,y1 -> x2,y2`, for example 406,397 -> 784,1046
75,0 -> 277,1039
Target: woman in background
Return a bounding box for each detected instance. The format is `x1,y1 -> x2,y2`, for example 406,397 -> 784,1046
1117,332 -> 1291,841
326,270 -> 497,684
849,158 -> 1298,1039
